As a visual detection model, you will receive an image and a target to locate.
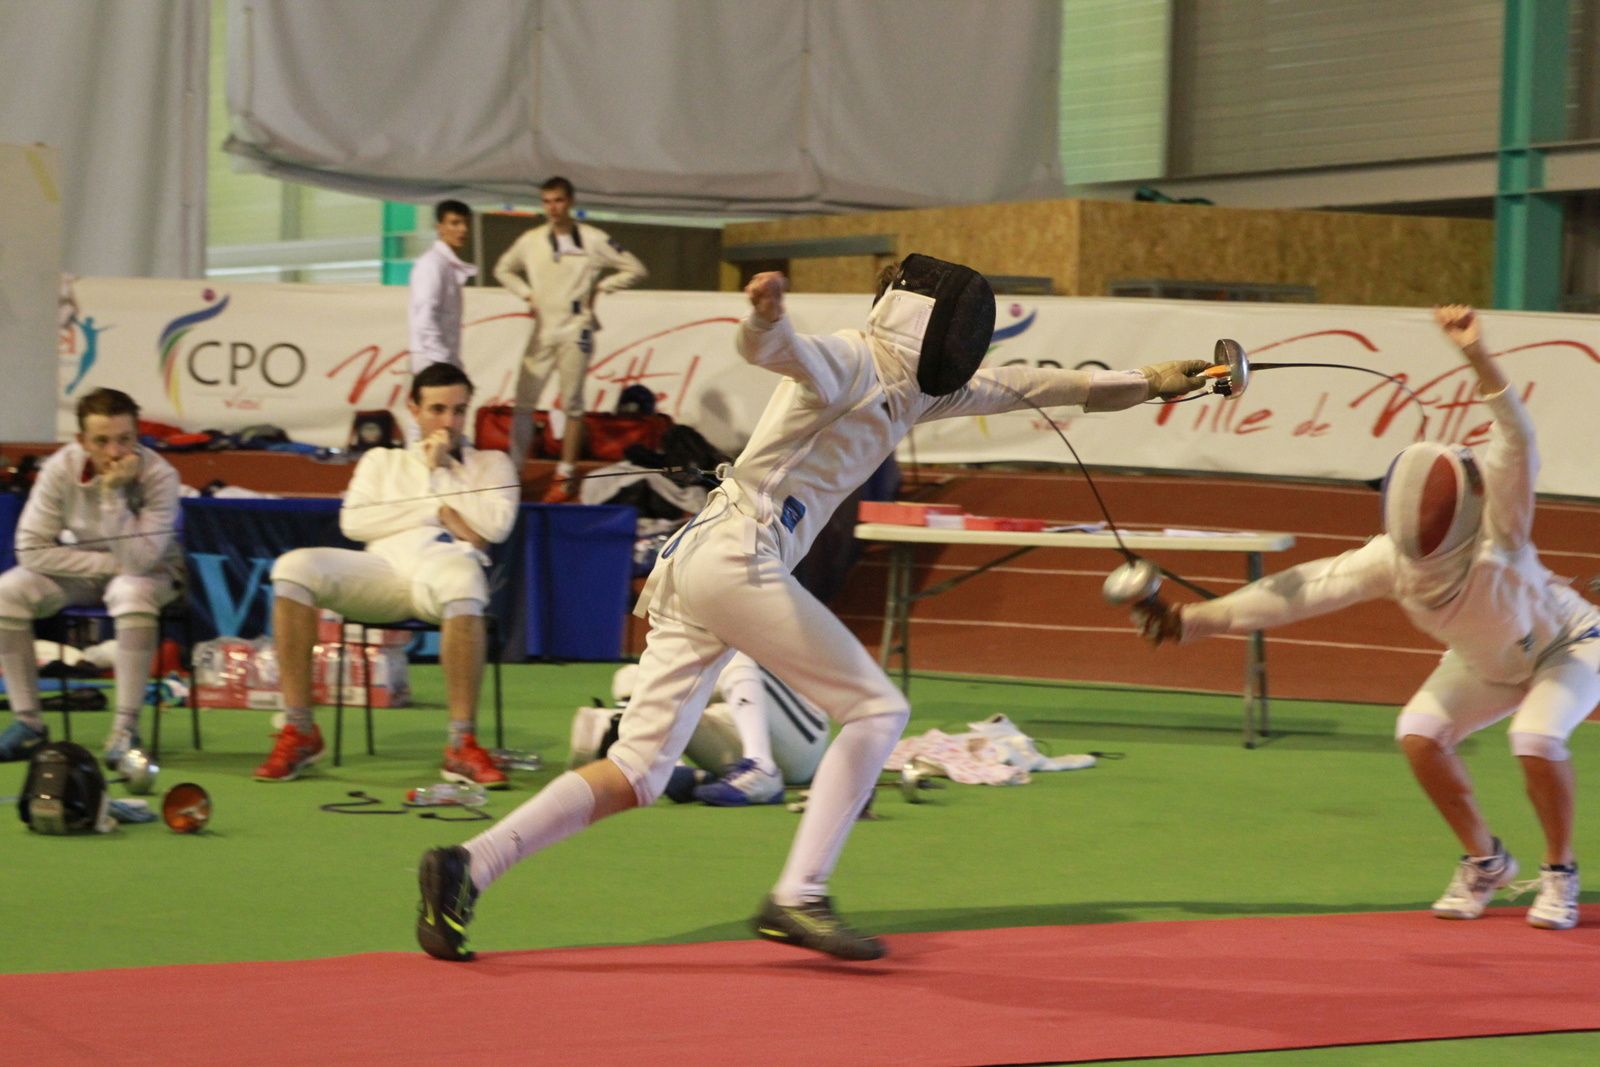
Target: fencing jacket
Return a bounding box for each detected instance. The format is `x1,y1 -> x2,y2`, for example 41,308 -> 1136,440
1181,387 -> 1599,685
339,442 -> 518,572
493,222 -> 647,345
635,309 -> 1151,618
13,443 -> 182,580
408,240 -> 477,373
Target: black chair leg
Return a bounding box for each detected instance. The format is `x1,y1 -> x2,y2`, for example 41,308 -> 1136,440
362,626 -> 375,757
56,631 -> 72,743
491,616 -> 504,750
333,637 -> 346,767
183,606 -> 201,751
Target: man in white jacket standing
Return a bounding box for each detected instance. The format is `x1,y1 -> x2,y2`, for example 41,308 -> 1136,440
256,363 -> 519,787
1135,306 -> 1596,932
494,177 -> 647,500
414,256 -> 1208,963
0,388 -> 181,767
408,200 -> 477,374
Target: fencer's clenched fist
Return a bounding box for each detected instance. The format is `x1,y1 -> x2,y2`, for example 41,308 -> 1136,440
1433,304 -> 1480,350
745,271 -> 787,322
1139,359 -> 1211,401
1132,601 -> 1183,646
421,429 -> 456,470
99,453 -> 141,490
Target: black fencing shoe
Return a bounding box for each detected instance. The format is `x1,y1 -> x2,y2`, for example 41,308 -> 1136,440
753,894 -> 886,961
417,846 -> 479,961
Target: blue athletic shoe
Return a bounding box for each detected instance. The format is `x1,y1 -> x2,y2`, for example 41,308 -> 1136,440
694,758 -> 784,807
0,719 -> 49,762
663,764 -> 712,804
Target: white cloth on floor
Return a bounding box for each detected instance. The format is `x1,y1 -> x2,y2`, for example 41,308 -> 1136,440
885,714 -> 1096,786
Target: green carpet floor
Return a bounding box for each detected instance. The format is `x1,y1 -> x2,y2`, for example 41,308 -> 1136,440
5,663 -> 1597,1063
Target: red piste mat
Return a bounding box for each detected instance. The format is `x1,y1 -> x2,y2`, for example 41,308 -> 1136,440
7,908 -> 1599,1066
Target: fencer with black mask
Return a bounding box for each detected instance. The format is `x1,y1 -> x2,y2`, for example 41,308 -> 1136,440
1138,305 -> 1598,931
416,255 -> 1209,962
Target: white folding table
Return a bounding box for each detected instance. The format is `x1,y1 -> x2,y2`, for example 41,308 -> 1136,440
854,523 -> 1296,748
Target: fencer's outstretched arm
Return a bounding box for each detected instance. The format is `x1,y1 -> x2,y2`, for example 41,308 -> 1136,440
735,272 -> 863,406
1434,305 -> 1537,552
920,359 -> 1210,421
1161,538 -> 1395,643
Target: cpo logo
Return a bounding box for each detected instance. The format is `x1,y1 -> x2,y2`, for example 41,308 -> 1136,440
158,289 -> 308,413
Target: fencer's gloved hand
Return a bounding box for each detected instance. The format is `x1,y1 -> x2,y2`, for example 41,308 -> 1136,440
1132,602 -> 1183,646
1139,359 -> 1210,400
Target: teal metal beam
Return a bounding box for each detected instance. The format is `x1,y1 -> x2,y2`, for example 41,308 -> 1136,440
1493,0 -> 1568,310
381,201 -> 418,286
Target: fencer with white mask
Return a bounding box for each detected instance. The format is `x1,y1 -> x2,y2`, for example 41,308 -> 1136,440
415,254 -> 1209,962
1137,305 -> 1598,931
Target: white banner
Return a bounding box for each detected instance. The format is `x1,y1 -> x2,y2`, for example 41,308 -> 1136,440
59,279 -> 1600,497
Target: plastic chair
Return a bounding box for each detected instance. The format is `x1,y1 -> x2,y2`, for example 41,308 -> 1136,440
51,602 -> 199,760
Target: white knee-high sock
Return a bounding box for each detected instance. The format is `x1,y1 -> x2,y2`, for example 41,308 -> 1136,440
112,615 -> 158,732
721,663 -> 775,771
463,771 -> 596,892
772,709 -> 908,905
0,623 -> 42,729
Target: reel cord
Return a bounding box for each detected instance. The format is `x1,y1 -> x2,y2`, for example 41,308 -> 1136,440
991,380 -> 1223,599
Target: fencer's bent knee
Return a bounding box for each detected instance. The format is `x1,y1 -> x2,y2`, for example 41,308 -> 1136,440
271,550 -> 325,599
0,567 -> 56,620
417,554 -> 487,608
613,753 -> 670,808
837,694 -> 910,728
1395,711 -> 1458,755
103,575 -> 165,617
1510,730 -> 1570,761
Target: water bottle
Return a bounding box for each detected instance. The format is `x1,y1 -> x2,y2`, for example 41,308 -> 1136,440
405,782 -> 487,807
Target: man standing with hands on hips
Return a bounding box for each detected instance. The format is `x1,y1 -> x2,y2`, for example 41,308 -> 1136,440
495,177 -> 647,500
409,200 -> 477,375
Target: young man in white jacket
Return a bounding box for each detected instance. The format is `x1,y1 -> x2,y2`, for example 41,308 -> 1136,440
494,177 -> 647,499
1136,306 -> 1596,931
415,256 -> 1209,963
0,388 -> 181,766
256,363 -> 518,787
408,200 -> 477,375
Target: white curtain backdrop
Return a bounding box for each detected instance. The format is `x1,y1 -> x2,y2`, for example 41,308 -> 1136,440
0,0 -> 207,277
223,0 -> 1064,211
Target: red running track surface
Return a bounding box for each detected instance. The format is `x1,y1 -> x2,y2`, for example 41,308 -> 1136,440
7,908 -> 1599,1066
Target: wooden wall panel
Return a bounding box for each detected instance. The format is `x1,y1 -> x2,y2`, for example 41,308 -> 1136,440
723,201 -> 1083,294
722,198 -> 1492,307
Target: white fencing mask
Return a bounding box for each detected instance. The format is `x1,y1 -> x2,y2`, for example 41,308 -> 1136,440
1381,443 -> 1485,562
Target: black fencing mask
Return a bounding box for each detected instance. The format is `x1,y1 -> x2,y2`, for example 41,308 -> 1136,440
18,741 -> 114,834
870,254 -> 996,396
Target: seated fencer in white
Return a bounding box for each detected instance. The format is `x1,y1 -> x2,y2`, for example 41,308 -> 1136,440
1136,306 -> 1595,932
572,654 -> 829,805
0,388 -> 181,768
257,362 -> 518,787
416,255 -> 1209,962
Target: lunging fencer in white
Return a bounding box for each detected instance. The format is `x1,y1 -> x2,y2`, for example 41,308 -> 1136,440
1136,305 -> 1597,931
416,254 -> 1210,961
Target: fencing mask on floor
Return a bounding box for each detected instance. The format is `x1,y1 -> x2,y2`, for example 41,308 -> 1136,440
867,254 -> 995,397
17,741 -> 114,835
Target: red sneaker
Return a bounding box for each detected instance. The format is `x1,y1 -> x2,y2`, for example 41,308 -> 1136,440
253,723 -> 325,782
442,733 -> 509,790
540,478 -> 575,504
